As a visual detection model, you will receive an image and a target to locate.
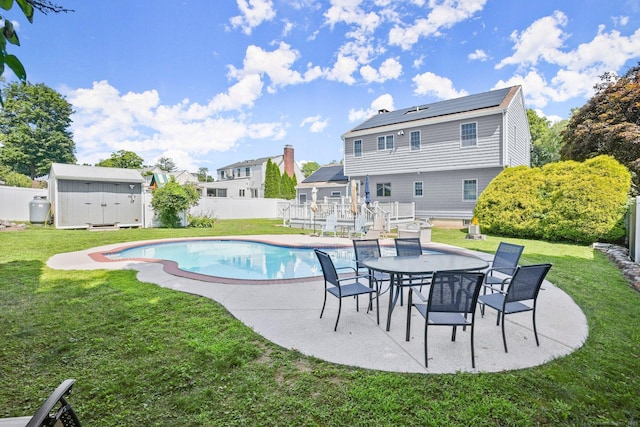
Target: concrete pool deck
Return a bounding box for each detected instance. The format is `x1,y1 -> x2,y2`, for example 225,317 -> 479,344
46,235 -> 588,374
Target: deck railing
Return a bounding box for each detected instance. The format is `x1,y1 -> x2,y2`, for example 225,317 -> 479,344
281,200 -> 415,231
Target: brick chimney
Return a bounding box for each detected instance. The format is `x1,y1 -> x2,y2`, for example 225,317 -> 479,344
283,145 -> 294,177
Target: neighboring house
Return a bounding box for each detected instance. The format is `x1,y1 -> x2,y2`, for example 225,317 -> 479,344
143,168 -> 199,189
200,145 -> 305,198
296,164 -> 349,204
342,85 -> 531,225
48,163 -> 145,229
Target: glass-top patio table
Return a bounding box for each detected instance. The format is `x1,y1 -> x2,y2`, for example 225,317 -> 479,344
363,253 -> 489,334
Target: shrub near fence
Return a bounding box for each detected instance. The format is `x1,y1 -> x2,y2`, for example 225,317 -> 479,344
475,155 -> 631,243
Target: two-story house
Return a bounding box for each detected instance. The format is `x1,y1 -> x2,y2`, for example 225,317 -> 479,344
199,145 -> 305,198
342,85 -> 531,226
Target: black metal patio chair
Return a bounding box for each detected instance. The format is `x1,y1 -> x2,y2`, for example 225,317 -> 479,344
0,379 -> 81,427
352,238 -> 391,295
393,237 -> 431,303
407,271 -> 485,368
314,249 -> 379,331
482,242 -> 525,294
478,263 -> 552,353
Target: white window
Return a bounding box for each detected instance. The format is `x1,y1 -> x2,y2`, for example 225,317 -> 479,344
376,183 -> 391,197
414,181 -> 423,197
463,179 -> 477,201
377,135 -> 394,150
239,189 -> 245,197
299,194 -> 307,204
410,131 -> 421,151
245,167 -> 251,177
461,122 -> 477,147
354,139 -> 362,157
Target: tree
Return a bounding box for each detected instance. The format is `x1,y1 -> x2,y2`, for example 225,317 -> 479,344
197,167 -> 214,182
155,156 -> 177,172
151,177 -> 201,228
0,164 -> 31,187
527,109 -> 565,167
96,150 -> 144,169
301,161 -> 320,177
280,171 -> 296,199
0,82 -> 75,178
264,158 -> 280,198
0,1 -> 73,89
560,63 -> 640,190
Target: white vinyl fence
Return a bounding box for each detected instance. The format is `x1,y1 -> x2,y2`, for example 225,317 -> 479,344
1,185 -> 287,226
0,186 -> 47,222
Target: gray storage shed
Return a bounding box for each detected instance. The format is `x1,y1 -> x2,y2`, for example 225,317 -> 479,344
49,163 -> 145,229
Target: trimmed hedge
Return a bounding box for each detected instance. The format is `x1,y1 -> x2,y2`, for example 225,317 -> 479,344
474,155 -> 631,243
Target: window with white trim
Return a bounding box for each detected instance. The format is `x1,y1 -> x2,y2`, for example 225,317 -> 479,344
354,139 -> 362,157
376,182 -> 391,197
461,122 -> 477,147
463,179 -> 477,201
377,135 -> 394,150
414,181 -> 423,197
410,131 -> 421,151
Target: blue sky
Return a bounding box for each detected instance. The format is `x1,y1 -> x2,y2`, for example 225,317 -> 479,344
7,0 -> 640,173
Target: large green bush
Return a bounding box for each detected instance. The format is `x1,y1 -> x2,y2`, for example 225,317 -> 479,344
151,178 -> 201,228
474,155 -> 631,243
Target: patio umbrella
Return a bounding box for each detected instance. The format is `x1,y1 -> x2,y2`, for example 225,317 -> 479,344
350,180 -> 358,231
310,186 -> 318,234
364,175 -> 370,206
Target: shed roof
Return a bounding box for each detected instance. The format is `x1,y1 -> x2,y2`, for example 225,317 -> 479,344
49,163 -> 145,183
348,86 -> 516,133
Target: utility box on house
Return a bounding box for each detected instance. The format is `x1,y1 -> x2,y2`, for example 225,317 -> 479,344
48,163 -> 145,229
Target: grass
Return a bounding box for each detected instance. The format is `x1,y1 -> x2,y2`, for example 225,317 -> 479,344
1,219 -> 639,426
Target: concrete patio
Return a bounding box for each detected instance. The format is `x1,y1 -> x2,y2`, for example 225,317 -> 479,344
47,235 -> 588,374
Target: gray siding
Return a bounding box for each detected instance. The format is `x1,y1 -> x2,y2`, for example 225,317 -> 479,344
56,179 -> 143,228
505,90 -> 531,166
344,113 -> 504,176
351,167 -> 502,219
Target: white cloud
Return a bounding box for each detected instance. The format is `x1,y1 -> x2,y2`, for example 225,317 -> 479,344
325,54 -> 359,84
613,15 -> 629,26
389,0 -> 487,50
412,72 -> 468,99
300,115 -> 329,132
230,0 -> 276,35
495,11 -> 640,109
324,0 -> 381,33
496,11 -> 569,70
360,57 -> 402,83
348,93 -> 395,122
66,81 -> 286,170
468,49 -> 488,61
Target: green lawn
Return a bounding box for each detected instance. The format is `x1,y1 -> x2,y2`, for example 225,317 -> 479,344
1,220 -> 639,426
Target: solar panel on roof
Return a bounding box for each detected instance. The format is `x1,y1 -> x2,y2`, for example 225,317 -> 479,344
350,87 -> 512,132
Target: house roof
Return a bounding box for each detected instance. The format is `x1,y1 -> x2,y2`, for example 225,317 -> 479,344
348,86 -> 517,133
49,163 -> 145,183
219,155 -> 276,171
301,164 -> 347,184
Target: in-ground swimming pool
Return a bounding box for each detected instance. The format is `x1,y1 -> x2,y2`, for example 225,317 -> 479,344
106,239 -> 399,282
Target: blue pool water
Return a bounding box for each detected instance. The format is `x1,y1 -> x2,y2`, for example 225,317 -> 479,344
106,240 -> 398,281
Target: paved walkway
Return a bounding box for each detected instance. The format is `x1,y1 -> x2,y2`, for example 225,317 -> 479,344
46,235 -> 588,374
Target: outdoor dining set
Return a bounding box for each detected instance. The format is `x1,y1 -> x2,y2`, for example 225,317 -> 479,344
314,239 -> 552,369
